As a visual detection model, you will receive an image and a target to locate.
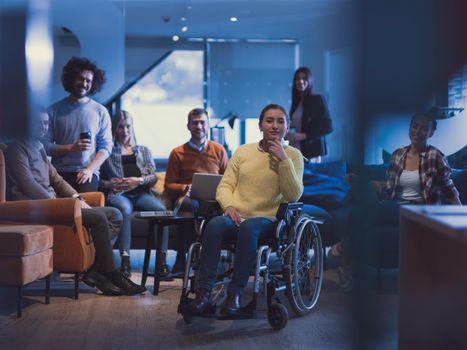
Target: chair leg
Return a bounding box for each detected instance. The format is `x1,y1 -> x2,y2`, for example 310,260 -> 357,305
45,275 -> 50,305
17,286 -> 23,318
74,273 -> 79,300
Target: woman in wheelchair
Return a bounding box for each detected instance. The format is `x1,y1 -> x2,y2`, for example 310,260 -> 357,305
187,103 -> 304,316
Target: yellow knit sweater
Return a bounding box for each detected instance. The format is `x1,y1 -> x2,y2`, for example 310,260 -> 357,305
216,142 -> 304,219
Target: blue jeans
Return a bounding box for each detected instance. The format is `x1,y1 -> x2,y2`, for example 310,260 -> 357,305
198,215 -> 276,294
107,193 -> 168,254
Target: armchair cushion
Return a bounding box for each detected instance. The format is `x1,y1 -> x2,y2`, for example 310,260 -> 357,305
0,224 -> 53,256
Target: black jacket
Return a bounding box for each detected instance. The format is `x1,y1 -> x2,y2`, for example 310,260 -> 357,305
293,94 -> 332,158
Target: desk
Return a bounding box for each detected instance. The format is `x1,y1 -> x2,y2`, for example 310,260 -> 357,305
399,205 -> 467,349
135,212 -> 195,295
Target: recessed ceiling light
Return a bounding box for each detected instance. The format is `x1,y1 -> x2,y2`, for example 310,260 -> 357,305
180,16 -> 187,21
230,17 -> 238,22
172,35 -> 180,42
181,26 -> 188,32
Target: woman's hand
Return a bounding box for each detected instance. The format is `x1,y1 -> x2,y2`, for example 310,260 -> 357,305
267,139 -> 288,161
224,206 -> 241,226
119,177 -> 142,192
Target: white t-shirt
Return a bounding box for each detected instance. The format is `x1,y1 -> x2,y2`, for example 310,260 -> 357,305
399,170 -> 423,203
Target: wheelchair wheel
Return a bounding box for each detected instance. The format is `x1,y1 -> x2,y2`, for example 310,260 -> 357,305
268,303 -> 288,330
284,214 -> 323,316
209,250 -> 234,307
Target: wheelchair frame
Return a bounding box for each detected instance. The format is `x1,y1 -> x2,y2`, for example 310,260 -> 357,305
177,202 -> 324,330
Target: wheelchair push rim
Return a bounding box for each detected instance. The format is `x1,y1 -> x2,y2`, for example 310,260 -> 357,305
285,214 -> 323,316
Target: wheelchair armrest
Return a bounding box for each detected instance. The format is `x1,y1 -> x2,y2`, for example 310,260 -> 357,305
275,202 -> 303,220
195,199 -> 222,218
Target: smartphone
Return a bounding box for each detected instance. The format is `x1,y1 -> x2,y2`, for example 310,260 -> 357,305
80,131 -> 91,141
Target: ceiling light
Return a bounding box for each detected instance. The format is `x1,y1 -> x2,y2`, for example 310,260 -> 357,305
181,26 -> 188,32
172,35 -> 180,42
180,16 -> 187,21
230,17 -> 238,22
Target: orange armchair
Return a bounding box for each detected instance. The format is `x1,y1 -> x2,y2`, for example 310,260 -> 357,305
0,147 -> 101,299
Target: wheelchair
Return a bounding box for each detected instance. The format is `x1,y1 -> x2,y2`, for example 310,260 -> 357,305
177,201 -> 324,330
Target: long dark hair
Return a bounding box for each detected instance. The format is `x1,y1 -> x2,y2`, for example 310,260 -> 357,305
290,66 -> 313,115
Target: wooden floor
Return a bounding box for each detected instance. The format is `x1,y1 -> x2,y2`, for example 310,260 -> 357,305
0,252 -> 398,349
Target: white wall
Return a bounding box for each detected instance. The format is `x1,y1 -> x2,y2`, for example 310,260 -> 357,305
47,0 -> 125,105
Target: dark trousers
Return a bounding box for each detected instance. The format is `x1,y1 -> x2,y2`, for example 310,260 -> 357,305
81,207 -> 122,273
174,197 -> 200,263
60,172 -> 99,192
198,215 -> 275,294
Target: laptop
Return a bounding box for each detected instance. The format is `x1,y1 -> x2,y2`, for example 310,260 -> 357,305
191,173 -> 223,200
139,188 -> 188,218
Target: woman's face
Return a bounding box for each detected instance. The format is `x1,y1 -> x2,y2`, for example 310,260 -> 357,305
259,108 -> 288,142
116,119 -> 132,145
294,71 -> 309,93
409,116 -> 434,147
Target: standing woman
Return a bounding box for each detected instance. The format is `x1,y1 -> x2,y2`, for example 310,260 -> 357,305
101,110 -> 170,278
286,67 -> 333,163
188,104 -> 304,316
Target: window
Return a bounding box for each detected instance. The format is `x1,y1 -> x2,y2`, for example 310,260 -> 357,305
121,50 -> 204,159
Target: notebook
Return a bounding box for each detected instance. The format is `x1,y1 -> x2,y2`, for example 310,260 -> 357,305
139,188 -> 188,218
191,173 -> 223,200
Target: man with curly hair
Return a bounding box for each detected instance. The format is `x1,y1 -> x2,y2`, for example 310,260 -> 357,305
43,57 -> 112,192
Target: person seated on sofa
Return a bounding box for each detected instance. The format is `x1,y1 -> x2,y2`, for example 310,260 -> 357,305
165,108 -> 229,274
187,103 -> 304,316
100,110 -> 171,279
5,107 -> 146,296
374,112 -> 461,224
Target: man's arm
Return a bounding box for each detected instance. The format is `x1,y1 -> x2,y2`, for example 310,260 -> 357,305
77,150 -> 109,184
5,145 -> 54,199
42,110 -> 90,157
48,141 -> 92,157
76,109 -> 113,184
48,160 -> 78,198
165,149 -> 187,197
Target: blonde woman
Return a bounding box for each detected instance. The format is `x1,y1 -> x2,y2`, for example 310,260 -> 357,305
101,110 -> 170,278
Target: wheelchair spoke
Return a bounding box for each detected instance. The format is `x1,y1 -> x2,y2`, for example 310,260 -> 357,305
288,215 -> 323,314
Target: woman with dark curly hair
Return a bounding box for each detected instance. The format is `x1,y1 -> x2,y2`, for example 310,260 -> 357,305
43,57 -> 113,192
286,67 -> 333,163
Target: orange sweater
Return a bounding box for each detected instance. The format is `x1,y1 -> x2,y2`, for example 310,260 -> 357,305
165,141 -> 228,202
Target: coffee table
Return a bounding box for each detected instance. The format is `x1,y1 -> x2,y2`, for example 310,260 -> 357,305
135,212 -> 195,295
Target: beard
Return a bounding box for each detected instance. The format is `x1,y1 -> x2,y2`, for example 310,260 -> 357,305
72,86 -> 91,99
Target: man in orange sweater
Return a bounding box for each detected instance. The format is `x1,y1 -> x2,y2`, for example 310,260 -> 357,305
165,108 -> 228,273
